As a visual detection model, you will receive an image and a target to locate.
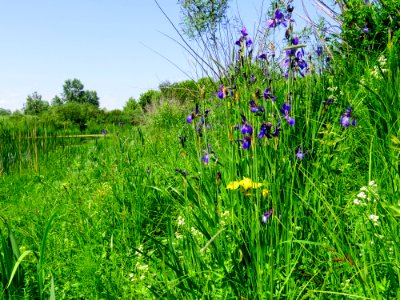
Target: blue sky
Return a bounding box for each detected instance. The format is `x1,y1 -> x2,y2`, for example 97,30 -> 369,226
0,0 -> 322,111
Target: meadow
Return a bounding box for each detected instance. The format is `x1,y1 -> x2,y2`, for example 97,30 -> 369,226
1,3 -> 400,300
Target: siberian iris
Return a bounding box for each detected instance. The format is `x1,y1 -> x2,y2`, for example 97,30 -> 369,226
262,209 -> 274,223
340,107 -> 357,127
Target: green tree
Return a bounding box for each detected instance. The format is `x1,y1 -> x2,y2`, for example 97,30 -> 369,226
178,0 -> 230,40
339,0 -> 400,54
52,102 -> 99,132
123,97 -> 144,125
123,97 -> 140,113
138,90 -> 161,111
159,80 -> 198,103
51,95 -> 64,106
0,108 -> 11,116
62,79 -> 100,107
23,92 -> 50,115
83,90 -> 100,107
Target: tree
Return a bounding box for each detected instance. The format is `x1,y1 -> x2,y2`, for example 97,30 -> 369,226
51,95 -> 64,106
123,97 -> 140,113
138,90 -> 161,111
83,90 -> 100,107
178,0 -> 230,40
159,80 -> 198,103
0,108 -> 11,116
331,0 -> 400,54
63,79 -> 85,103
61,79 -> 100,107
23,92 -> 49,115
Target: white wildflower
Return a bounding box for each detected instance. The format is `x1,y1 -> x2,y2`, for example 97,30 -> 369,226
175,232 -> 183,240
368,214 -> 379,226
357,191 -> 367,199
378,55 -> 387,67
135,263 -> 149,272
135,244 -> 144,257
190,227 -> 201,238
353,198 -> 367,206
177,215 -> 185,227
369,180 -> 377,187
221,210 -> 230,218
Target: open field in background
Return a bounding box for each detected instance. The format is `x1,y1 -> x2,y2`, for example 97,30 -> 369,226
1,1 -> 400,299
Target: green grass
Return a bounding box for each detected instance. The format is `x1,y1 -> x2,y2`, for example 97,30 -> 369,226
0,34 -> 399,300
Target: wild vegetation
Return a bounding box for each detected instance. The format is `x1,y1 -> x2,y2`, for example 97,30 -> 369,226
1,0 -> 399,299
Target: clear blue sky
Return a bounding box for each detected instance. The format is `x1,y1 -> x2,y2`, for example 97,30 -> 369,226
0,0 -> 321,112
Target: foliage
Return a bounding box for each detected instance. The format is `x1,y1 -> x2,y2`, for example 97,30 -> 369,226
0,108 -> 11,116
123,97 -> 144,125
159,79 -> 199,103
178,0 -> 231,40
61,78 -> 100,107
340,0 -> 400,54
138,89 -> 161,111
23,92 -> 50,116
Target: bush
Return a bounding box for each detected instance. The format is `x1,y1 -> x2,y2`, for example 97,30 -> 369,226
340,0 -> 400,55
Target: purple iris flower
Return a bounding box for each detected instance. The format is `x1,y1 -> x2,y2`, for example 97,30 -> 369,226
250,100 -> 259,113
241,122 -> 253,135
267,18 -> 275,28
240,115 -> 253,135
280,103 -> 295,126
258,123 -> 272,139
292,36 -> 299,45
297,59 -> 307,70
322,97 -> 335,106
297,48 -> 304,59
257,53 -> 268,60
217,84 -> 226,99
267,8 -> 286,28
341,115 -> 350,127
286,49 -> 295,56
340,107 -> 356,128
262,209 -> 274,223
235,26 -> 253,48
316,46 -> 323,56
280,102 -> 291,114
250,100 -> 265,115
186,104 -> 199,124
275,9 -> 284,20
246,38 -> 253,47
295,146 -> 306,160
282,58 -> 290,69
202,152 -> 209,164
237,136 -> 252,149
285,116 -> 295,126
363,26 -> 369,33
263,87 -> 276,101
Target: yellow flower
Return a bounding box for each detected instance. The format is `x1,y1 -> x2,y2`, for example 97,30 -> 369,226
226,180 -> 241,190
262,189 -> 269,198
240,177 -> 262,190
226,177 -> 263,191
